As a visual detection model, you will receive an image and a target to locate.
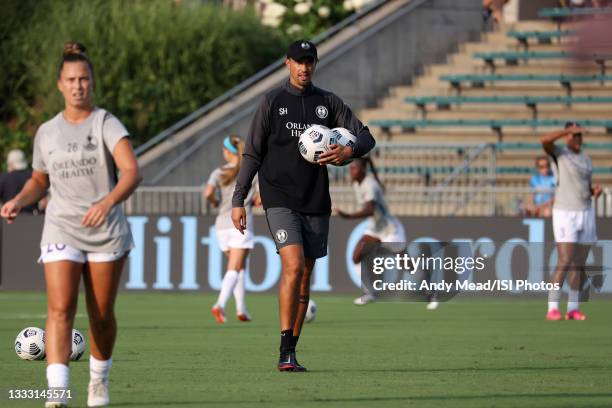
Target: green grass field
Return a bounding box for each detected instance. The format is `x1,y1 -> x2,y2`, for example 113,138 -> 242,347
1,293 -> 611,407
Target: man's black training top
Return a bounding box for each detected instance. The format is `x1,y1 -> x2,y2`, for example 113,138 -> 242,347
0,169 -> 37,213
232,80 -> 376,214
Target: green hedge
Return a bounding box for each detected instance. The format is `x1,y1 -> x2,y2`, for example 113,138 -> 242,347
0,0 -> 288,168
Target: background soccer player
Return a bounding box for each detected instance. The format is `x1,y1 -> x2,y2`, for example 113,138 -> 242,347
0,149 -> 43,213
231,40 -> 375,371
204,135 -> 259,323
541,122 -> 602,321
1,42 -> 141,407
336,157 -> 407,306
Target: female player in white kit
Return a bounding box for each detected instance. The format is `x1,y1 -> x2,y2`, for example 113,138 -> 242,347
204,135 -> 259,323
541,122 -> 602,321
1,43 -> 141,407
336,157 -> 407,306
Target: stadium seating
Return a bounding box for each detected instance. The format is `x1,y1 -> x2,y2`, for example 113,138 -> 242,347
404,96 -> 612,118
337,164 -> 612,175
370,119 -> 612,135
507,30 -> 574,50
496,142 -> 612,150
473,52 -> 611,75
356,14 -> 612,215
539,7 -> 612,18
538,7 -> 612,30
439,75 -> 612,95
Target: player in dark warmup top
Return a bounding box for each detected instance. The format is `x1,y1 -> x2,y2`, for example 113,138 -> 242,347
231,40 -> 376,372
0,149 -> 43,213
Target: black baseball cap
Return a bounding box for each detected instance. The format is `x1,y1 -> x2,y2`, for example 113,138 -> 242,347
286,40 -> 318,61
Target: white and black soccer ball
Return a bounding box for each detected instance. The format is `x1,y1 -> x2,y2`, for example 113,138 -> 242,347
15,327 -> 46,361
331,127 -> 357,166
71,329 -> 86,361
298,125 -> 335,164
304,299 -> 317,323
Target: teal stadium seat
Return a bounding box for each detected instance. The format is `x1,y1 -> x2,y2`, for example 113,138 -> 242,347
506,30 -> 574,50
473,51 -> 612,74
439,74 -> 612,96
538,7 -> 612,30
344,165 -> 612,175
404,95 -> 612,118
368,119 -> 612,140
539,7 -> 612,18
496,142 -> 612,150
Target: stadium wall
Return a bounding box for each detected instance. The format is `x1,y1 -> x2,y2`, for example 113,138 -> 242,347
138,0 -> 483,186
2,216 -> 611,297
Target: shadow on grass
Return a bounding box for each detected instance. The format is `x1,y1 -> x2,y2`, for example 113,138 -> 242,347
111,392 -> 612,406
315,365 -> 612,374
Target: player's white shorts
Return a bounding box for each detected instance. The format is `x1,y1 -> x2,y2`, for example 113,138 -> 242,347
552,207 -> 597,244
38,244 -> 128,264
216,228 -> 255,252
364,218 -> 406,243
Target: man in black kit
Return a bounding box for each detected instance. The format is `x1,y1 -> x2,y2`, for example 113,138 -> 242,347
0,149 -> 39,213
231,40 -> 376,372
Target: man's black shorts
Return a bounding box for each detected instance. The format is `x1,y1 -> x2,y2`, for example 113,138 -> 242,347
265,207 -> 329,259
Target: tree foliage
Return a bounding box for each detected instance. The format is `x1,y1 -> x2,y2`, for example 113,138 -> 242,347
0,0 -> 288,168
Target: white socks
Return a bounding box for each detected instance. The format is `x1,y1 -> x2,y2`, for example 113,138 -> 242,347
47,363 -> 69,389
567,289 -> 580,312
90,355 -> 112,381
233,269 -> 247,315
548,289 -> 581,312
548,288 -> 561,312
46,359 -> 112,405
217,265 -> 250,315
354,262 -> 371,293
216,270 -> 239,309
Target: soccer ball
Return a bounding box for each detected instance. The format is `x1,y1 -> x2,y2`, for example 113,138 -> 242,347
15,327 -> 46,361
331,127 -> 357,165
298,125 -> 335,164
71,329 -> 86,361
304,299 -> 317,323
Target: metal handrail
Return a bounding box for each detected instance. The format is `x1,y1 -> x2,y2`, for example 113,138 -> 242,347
144,0 -> 434,184
438,143 -> 494,188
123,186 -> 612,217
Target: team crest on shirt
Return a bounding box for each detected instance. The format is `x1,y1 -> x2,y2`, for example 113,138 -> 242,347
83,135 -> 98,152
275,229 -> 288,243
315,105 -> 328,119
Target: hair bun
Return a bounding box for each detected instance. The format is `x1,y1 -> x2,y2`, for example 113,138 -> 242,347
63,42 -> 87,57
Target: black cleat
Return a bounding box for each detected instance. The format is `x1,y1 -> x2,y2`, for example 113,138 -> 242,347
293,354 -> 307,372
278,351 -> 307,372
